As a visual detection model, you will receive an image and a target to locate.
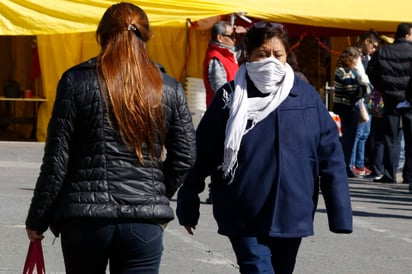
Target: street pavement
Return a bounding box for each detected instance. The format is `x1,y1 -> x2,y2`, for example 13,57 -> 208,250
0,141 -> 411,274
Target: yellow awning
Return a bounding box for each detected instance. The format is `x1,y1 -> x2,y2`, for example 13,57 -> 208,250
1,0 -> 410,35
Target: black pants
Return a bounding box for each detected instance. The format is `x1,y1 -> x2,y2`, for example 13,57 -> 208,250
334,102 -> 360,174
60,219 -> 164,274
382,107 -> 412,183
369,116 -> 385,175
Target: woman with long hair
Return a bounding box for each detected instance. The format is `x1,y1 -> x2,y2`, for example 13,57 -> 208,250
25,3 -> 196,273
333,46 -> 363,178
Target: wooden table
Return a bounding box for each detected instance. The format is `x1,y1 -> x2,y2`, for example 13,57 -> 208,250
0,97 -> 48,139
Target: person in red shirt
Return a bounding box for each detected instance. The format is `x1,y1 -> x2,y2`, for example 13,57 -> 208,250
203,21 -> 246,107
203,21 -> 246,203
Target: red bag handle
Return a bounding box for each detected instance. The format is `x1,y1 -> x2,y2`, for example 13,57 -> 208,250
23,240 -> 46,274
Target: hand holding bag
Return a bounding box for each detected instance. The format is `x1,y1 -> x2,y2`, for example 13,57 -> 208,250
23,240 -> 46,274
357,98 -> 370,123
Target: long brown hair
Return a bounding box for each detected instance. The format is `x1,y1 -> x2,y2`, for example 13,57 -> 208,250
336,47 -> 360,69
96,2 -> 164,163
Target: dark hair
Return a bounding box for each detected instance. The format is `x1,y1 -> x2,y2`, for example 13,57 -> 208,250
394,22 -> 412,41
287,50 -> 300,71
361,29 -> 380,44
96,2 -> 164,163
244,22 -> 289,56
336,47 -> 360,68
211,21 -> 230,41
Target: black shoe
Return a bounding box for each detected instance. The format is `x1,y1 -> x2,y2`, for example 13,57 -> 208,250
373,175 -> 396,183
365,173 -> 383,180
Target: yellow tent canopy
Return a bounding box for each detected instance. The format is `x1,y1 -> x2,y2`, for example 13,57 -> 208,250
0,0 -> 409,141
1,0 -> 409,34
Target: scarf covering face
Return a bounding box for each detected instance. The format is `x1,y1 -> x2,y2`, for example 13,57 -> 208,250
220,57 -> 295,181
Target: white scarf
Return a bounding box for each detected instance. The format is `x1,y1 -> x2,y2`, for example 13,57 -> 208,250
220,57 -> 294,181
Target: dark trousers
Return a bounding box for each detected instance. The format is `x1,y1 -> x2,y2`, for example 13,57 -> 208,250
334,102 -> 360,174
60,219 -> 164,274
370,116 -> 385,175
229,236 -> 302,274
383,107 -> 412,183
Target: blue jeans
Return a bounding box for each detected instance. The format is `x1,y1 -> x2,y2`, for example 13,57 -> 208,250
60,219 -> 164,274
351,114 -> 372,168
399,129 -> 405,169
228,236 -> 301,274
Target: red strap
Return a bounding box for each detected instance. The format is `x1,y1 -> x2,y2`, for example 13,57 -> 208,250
23,240 -> 46,274
23,241 -> 34,273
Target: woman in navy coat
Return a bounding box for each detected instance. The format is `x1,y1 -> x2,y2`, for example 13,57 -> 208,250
177,22 -> 352,274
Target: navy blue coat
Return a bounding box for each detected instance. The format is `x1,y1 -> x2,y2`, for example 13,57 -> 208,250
177,75 -> 352,238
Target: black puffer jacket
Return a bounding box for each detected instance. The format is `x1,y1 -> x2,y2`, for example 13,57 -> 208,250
26,58 -> 196,236
367,39 -> 412,108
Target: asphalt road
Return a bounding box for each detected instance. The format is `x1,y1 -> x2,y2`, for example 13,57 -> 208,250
0,141 -> 411,274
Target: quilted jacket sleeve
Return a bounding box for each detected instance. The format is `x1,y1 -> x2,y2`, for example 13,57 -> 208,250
25,72 -> 76,233
162,76 -> 197,198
